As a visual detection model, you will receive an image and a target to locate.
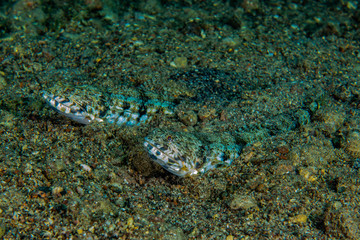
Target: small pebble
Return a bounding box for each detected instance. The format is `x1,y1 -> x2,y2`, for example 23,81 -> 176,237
76,186 -> 85,196
0,76 -> 6,90
289,214 -> 307,224
80,163 -> 92,172
198,107 -> 216,121
299,168 -> 317,182
0,224 -> 5,238
170,56 -> 188,68
178,110 -> 198,126
52,186 -> 64,196
229,194 -> 257,210
222,37 -> 238,48
226,235 -> 234,240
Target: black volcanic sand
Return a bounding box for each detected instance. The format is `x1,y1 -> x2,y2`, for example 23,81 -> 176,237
0,0 -> 360,239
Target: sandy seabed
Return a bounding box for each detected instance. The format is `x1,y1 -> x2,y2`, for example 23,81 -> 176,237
0,0 -> 360,239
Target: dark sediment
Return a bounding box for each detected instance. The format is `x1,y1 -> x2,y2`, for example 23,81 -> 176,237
0,0 -> 360,239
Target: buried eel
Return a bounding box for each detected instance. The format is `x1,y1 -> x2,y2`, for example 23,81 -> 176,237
42,69 -> 244,177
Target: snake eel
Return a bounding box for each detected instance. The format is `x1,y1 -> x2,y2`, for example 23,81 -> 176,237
42,70 -> 243,177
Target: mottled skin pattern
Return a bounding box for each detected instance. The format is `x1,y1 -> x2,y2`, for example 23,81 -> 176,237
144,129 -> 240,177
42,69 -> 243,177
43,83 -> 174,126
43,84 -> 107,124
